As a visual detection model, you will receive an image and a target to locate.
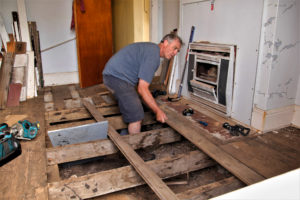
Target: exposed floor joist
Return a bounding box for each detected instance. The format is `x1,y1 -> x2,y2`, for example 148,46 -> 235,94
82,100 -> 180,200
46,127 -> 181,165
47,111 -> 156,131
48,150 -> 215,199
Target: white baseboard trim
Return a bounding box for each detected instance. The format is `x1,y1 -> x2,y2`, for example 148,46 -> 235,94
292,105 -> 300,128
44,71 -> 79,86
251,105 -> 294,132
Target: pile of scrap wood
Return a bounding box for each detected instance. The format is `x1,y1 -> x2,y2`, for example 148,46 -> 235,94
0,0 -> 43,109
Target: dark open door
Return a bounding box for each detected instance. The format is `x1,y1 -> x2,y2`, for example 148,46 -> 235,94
74,0 -> 113,88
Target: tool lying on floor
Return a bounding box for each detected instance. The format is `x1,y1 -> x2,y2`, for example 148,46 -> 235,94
0,123 -> 22,166
11,120 -> 40,140
199,121 -> 208,127
223,122 -> 250,136
0,123 -> 9,133
182,108 -> 194,116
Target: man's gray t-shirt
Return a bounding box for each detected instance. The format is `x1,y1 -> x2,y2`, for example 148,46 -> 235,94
103,42 -> 160,86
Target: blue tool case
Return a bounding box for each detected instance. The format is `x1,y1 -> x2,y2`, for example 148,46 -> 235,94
0,128 -> 22,166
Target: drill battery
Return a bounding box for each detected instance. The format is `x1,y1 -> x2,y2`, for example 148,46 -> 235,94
0,123 -> 22,166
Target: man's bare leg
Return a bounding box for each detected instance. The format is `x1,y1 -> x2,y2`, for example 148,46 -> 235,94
128,120 -> 142,134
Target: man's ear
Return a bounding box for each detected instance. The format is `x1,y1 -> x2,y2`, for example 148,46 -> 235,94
163,40 -> 169,46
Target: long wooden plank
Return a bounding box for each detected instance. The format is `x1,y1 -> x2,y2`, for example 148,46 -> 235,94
83,100 -> 179,200
160,104 -> 265,185
0,14 -> 9,52
48,150 -> 215,200
26,51 -> 35,98
17,0 -> 37,98
46,127 -> 181,165
0,53 -> 14,109
28,21 -> 44,87
17,0 -> 31,51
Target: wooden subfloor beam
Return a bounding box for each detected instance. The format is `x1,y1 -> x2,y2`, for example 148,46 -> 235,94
46,127 -> 181,165
82,100 -> 179,200
48,150 -> 215,200
45,105 -> 119,123
47,111 -> 156,131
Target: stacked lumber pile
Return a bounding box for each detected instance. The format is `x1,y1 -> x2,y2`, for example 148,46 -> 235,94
0,0 -> 43,109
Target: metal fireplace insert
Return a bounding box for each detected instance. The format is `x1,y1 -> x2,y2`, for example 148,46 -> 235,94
187,42 -> 236,116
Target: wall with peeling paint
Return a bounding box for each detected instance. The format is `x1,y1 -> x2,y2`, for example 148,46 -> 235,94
254,0 -> 300,110
295,1 -> 300,106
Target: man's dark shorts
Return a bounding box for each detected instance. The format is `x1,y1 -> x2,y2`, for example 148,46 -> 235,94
103,75 -> 144,123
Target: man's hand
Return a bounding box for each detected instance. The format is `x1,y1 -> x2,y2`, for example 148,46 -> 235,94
156,108 -> 168,123
137,79 -> 168,123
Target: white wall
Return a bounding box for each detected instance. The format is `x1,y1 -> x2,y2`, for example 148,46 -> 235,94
254,0 -> 300,110
150,0 -> 163,43
296,79 -> 300,105
0,0 -> 78,82
162,0 -> 179,36
179,0 -> 264,125
295,1 -> 300,106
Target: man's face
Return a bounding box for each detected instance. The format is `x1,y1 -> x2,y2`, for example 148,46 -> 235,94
163,39 -> 181,59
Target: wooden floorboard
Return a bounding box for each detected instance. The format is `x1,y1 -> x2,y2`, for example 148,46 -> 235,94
158,98 -> 300,186
160,103 -> 265,185
221,138 -> 299,178
257,133 -> 300,162
0,53 -> 14,109
263,129 -> 300,153
0,96 -> 48,200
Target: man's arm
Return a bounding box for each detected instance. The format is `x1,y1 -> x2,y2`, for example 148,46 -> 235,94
137,79 -> 167,123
